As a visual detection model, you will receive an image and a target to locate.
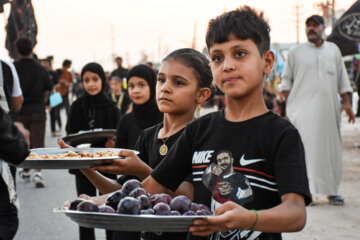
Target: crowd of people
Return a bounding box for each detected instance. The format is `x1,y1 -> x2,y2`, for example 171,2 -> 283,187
0,5 -> 359,240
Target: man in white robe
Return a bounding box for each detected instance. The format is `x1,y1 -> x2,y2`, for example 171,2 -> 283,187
279,15 -> 355,205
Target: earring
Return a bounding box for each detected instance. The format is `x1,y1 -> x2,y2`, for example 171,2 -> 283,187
198,105 -> 201,113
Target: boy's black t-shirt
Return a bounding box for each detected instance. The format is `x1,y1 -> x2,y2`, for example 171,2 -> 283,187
151,110 -> 311,240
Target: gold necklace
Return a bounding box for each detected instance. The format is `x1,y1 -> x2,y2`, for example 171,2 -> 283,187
159,136 -> 170,156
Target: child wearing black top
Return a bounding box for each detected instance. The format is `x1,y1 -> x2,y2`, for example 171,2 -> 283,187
139,6 -> 311,240
65,62 -> 120,240
70,49 -> 215,240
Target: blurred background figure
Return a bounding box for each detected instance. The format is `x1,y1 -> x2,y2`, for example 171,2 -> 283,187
41,57 -> 62,137
108,76 -> 132,117
55,59 -> 73,118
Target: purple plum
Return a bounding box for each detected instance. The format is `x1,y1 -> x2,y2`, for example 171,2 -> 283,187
76,200 -> 99,212
129,188 -> 148,198
153,202 -> 171,215
122,179 -> 142,196
137,195 -> 152,210
99,205 -> 116,214
117,197 -> 141,215
106,190 -> 125,210
69,198 -> 84,210
170,195 -> 192,214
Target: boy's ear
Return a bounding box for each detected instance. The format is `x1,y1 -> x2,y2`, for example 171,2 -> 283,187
196,88 -> 212,104
263,50 -> 275,75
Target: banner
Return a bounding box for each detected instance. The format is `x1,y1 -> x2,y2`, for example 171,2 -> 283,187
327,0 -> 360,56
5,0 -> 38,59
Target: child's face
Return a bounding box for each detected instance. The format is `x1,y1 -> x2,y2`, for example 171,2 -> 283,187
82,71 -> 102,96
209,35 -> 273,100
128,76 -> 151,105
109,79 -> 122,94
156,60 -> 200,115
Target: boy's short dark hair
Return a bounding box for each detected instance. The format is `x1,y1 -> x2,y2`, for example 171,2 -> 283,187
15,37 -> 33,56
62,59 -> 72,67
206,6 -> 270,56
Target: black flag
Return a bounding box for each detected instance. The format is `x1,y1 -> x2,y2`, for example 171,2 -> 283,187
327,0 -> 360,56
5,0 -> 38,59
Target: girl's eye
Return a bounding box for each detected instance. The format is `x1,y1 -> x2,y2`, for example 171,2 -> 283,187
128,84 -> 134,89
83,79 -> 89,83
235,51 -> 246,57
211,55 -> 223,62
157,78 -> 166,83
174,80 -> 184,86
139,83 -> 145,88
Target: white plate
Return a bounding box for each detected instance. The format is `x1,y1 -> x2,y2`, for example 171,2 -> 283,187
16,148 -> 138,169
55,208 -> 208,232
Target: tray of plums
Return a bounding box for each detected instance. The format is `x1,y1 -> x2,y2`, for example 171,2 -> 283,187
55,180 -> 212,232
17,148 -> 139,169
61,129 -> 117,146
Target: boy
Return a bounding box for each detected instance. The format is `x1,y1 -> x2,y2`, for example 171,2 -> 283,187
141,6 -> 311,240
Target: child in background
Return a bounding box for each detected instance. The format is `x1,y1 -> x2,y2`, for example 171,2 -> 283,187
108,75 -> 132,116
65,62 -> 120,240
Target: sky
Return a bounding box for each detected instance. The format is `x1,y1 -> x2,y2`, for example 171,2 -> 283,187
0,0 -> 356,72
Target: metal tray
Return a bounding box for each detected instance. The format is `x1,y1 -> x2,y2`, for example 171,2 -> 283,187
16,148 -> 138,169
55,208 -> 208,232
61,129 -> 117,146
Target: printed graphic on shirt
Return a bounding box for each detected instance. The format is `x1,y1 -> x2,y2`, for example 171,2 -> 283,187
202,150 -> 253,208
196,150 -> 266,240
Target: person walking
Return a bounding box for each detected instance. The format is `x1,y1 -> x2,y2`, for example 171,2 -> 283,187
41,58 -> 62,137
13,37 -> 52,188
279,15 -> 355,205
55,59 -> 73,117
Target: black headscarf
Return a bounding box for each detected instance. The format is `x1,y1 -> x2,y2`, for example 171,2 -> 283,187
127,65 -> 162,129
80,62 -> 117,130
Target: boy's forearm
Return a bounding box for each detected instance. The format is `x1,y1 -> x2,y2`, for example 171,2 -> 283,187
254,193 -> 306,232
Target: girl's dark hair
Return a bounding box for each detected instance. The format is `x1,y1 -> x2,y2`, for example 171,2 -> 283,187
163,48 -> 216,99
206,6 -> 270,56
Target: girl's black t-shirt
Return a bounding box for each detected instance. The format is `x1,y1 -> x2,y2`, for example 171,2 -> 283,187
152,110 -> 311,240
115,123 -> 187,240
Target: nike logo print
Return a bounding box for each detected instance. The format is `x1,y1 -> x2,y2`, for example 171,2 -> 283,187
240,154 -> 265,166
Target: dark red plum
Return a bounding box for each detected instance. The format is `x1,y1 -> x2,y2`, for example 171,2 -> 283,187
122,179 -> 142,196
77,200 -> 99,212
183,210 -> 196,216
140,208 -> 155,215
117,197 -> 141,215
99,205 -> 116,214
151,193 -> 172,205
191,203 -> 211,212
137,195 -> 152,210
69,198 -> 84,210
153,202 -> 171,215
129,188 -> 148,198
106,190 -> 125,210
170,195 -> 192,214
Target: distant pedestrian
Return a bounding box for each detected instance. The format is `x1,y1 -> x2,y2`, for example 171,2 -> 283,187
108,76 -> 132,116
41,58 -> 62,137
280,15 -> 355,205
13,37 -> 52,188
55,59 -> 73,117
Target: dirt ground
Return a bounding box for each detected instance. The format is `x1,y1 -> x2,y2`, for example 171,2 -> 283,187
283,114 -> 360,240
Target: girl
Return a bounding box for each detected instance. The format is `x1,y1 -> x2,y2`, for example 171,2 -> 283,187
108,75 -> 132,116
65,62 -> 120,240
65,49 -> 214,240
114,64 -> 163,152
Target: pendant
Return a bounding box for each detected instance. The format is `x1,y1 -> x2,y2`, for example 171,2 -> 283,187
159,144 -> 168,156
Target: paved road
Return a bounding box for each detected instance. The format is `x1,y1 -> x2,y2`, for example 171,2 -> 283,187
14,110 -> 106,240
